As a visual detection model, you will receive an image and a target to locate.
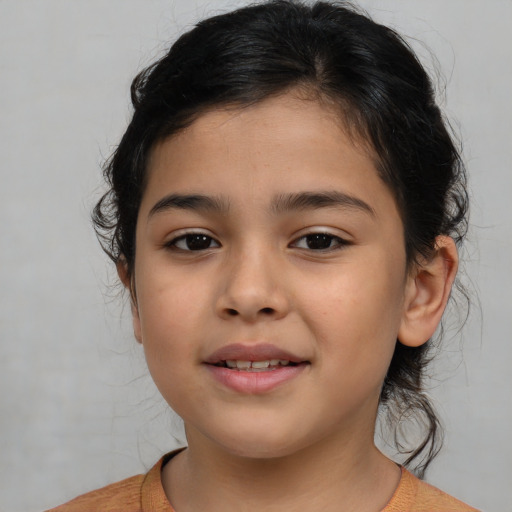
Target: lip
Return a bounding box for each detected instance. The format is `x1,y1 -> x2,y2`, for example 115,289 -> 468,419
203,343 -> 309,394
204,343 -> 304,365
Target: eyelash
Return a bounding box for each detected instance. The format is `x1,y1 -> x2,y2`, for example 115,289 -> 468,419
290,233 -> 349,252
165,233 -> 220,252
164,231 -> 349,252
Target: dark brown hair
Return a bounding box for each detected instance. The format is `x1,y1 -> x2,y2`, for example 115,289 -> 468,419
93,0 -> 468,477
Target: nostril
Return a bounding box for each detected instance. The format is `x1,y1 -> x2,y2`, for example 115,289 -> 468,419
221,306 -> 279,318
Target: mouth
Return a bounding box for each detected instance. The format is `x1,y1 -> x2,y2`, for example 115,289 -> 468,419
204,343 -> 308,368
212,359 -> 299,372
204,343 -> 309,393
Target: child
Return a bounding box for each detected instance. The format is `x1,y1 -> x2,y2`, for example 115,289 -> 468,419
49,1 -> 478,510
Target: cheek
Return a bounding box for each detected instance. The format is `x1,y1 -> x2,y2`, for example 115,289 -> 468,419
137,263 -> 206,330
299,259 -> 405,363
135,274 -> 205,373
136,284 -> 210,414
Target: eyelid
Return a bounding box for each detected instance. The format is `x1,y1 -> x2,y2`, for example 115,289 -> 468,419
290,225 -> 353,240
163,229 -> 221,251
289,228 -> 352,251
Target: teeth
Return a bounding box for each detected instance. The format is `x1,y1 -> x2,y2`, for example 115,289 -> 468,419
251,361 -> 270,369
224,360 -> 291,370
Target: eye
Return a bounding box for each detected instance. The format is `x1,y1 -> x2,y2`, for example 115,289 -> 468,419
167,233 -> 220,251
291,233 -> 348,251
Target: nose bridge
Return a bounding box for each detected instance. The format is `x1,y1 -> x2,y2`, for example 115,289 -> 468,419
216,239 -> 288,321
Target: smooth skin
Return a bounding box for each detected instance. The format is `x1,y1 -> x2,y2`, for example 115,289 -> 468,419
120,92 -> 458,512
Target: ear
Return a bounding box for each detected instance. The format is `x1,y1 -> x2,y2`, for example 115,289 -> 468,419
398,236 -> 458,347
116,259 -> 142,344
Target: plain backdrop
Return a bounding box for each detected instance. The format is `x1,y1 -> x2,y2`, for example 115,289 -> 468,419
1,1 -> 511,511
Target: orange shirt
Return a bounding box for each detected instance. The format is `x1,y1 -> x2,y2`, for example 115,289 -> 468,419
47,452 -> 479,512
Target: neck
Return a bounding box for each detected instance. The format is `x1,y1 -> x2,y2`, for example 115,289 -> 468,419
162,425 -> 400,512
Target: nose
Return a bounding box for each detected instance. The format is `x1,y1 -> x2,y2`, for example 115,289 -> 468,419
215,247 -> 290,322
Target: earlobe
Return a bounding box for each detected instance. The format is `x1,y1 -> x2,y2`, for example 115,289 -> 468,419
398,236 -> 458,348
116,259 -> 143,344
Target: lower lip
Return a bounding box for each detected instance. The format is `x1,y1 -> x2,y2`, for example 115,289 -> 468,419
205,364 -> 307,394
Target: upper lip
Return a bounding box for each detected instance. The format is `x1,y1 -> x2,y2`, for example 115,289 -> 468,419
204,343 -> 306,364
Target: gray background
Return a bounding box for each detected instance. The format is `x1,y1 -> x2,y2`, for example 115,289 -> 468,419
1,1 -> 510,511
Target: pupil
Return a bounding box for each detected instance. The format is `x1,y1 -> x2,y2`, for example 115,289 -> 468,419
187,235 -> 211,250
307,234 -> 332,249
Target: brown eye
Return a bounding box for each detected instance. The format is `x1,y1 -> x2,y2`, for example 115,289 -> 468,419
291,233 -> 347,251
171,234 -> 220,251
306,234 -> 334,250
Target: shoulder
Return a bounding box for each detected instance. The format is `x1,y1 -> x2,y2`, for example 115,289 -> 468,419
384,467 -> 480,512
45,473 -> 146,512
45,450 -> 179,512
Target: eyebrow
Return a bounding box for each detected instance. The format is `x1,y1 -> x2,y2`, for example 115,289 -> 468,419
271,191 -> 376,217
148,194 -> 230,219
147,190 -> 375,220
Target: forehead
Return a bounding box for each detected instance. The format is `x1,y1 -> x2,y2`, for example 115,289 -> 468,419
142,93 -> 398,221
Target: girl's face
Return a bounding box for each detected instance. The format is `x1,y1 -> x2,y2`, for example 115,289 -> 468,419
131,93 -> 412,459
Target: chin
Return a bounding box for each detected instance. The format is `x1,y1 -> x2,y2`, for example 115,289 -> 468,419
201,421 -> 316,461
